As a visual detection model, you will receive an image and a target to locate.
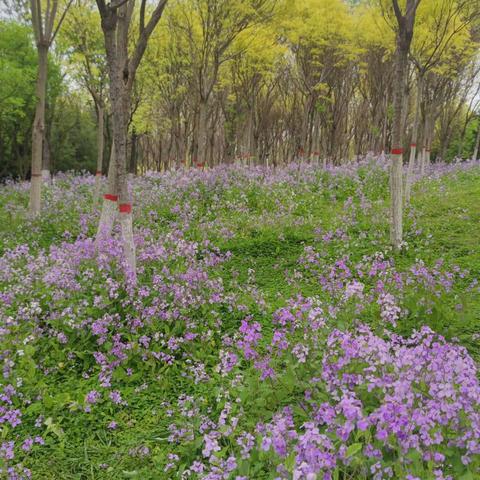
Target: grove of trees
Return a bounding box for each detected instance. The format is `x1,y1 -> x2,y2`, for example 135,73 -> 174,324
1,0 -> 479,181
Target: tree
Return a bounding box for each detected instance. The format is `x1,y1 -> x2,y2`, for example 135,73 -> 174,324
167,0 -> 276,167
29,0 -> 73,214
0,21 -> 37,179
390,0 -> 420,250
94,0 -> 168,279
404,0 -> 480,202
60,1 -> 108,204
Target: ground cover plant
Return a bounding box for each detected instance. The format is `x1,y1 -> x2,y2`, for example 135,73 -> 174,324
0,159 -> 480,479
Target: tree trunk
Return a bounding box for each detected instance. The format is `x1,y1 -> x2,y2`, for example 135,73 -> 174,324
96,3 -> 137,280
30,44 -> 48,215
96,143 -> 117,244
390,46 -> 408,249
197,98 -> 208,167
94,104 -> 105,206
129,128 -> 138,176
41,133 -> 51,182
111,79 -> 135,279
405,74 -> 422,204
473,124 -> 480,160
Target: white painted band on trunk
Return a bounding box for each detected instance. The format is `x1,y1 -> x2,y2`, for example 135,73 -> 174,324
119,212 -> 136,282
95,198 -> 117,246
29,175 -> 42,215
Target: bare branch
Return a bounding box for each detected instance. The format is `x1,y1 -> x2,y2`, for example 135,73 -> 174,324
127,0 -> 168,90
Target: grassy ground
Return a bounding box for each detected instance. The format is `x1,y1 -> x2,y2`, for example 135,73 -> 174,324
1,166 -> 480,479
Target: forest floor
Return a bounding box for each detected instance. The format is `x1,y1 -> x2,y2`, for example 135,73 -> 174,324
0,160 -> 479,479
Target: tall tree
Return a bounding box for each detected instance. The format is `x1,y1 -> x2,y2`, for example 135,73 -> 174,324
168,0 -> 275,167
0,21 -> 37,179
61,1 -> 108,205
94,0 -> 168,279
404,0 -> 480,202
390,0 -> 420,249
29,0 -> 72,214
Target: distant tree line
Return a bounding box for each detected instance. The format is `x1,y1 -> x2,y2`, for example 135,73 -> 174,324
0,0 -> 479,182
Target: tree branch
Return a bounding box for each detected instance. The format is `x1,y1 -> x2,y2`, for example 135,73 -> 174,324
392,0 -> 403,24
127,0 -> 168,91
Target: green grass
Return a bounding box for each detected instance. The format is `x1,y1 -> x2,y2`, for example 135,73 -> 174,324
2,167 -> 480,478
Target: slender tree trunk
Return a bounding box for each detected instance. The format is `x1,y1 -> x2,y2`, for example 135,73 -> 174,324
197,98 -> 208,166
390,46 -> 408,249
130,129 -> 138,175
382,92 -> 389,155
41,133 -> 51,182
96,143 -> 117,244
473,124 -> 480,160
30,44 -> 49,215
94,104 -> 105,206
405,74 -> 422,204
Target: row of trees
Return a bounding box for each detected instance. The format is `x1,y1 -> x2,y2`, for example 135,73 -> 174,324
131,0 -> 480,171
2,0 -> 479,180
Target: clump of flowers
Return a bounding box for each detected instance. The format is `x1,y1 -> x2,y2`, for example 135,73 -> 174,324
237,325 -> 480,479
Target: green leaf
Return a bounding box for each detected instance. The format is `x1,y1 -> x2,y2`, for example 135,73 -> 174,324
45,417 -> 64,439
346,442 -> 363,458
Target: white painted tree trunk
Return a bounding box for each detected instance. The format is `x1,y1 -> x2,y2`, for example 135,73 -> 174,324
390,48 -> 407,250
390,151 -> 403,247
30,175 -> 42,214
119,210 -> 136,280
96,195 -> 117,244
41,169 -> 51,182
405,74 -> 423,204
419,147 -> 425,175
29,44 -> 48,215
95,146 -> 117,246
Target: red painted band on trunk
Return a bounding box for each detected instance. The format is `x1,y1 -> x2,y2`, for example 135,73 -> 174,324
119,203 -> 132,213
410,143 -> 417,147
31,173 -> 42,177
313,151 -> 320,155
104,194 -> 118,202
96,171 -> 102,175
391,148 -> 404,155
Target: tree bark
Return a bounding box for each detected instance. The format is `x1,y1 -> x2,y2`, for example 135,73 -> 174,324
30,44 -> 49,215
390,0 -> 419,249
41,133 -> 51,182
129,128 -> 138,176
94,104 -> 105,206
96,143 -> 117,244
390,45 -> 408,249
197,98 -> 208,167
110,64 -> 135,278
405,73 -> 423,204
